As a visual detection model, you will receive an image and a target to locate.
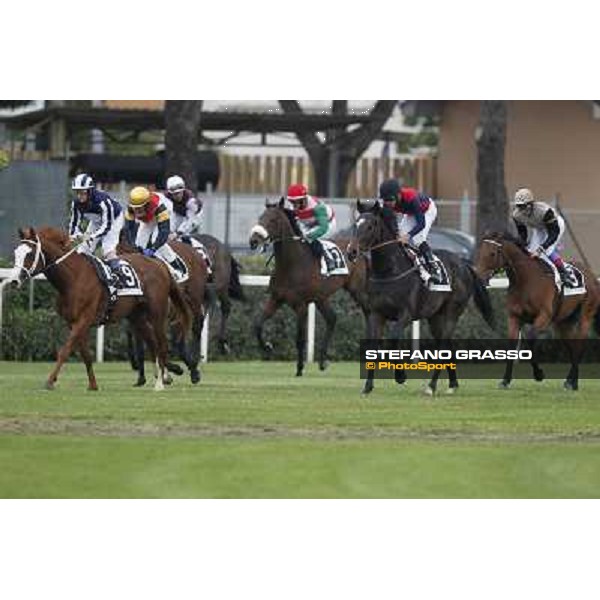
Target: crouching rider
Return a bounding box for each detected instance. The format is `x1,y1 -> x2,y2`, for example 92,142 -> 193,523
512,188 -> 571,286
69,173 -> 125,298
125,186 -> 187,277
378,178 -> 438,279
286,183 -> 337,273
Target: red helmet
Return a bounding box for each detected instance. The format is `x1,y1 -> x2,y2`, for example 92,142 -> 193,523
287,183 -> 308,202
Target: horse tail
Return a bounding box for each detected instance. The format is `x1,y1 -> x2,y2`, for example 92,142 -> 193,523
228,257 -> 246,301
169,276 -> 192,342
467,263 -> 496,331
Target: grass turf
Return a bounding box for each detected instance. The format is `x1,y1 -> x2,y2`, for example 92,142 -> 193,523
0,361 -> 599,498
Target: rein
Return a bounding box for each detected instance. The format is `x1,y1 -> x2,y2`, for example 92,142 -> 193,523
16,235 -> 85,282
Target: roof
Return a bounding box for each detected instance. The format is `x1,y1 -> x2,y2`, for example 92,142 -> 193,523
0,105 -> 375,134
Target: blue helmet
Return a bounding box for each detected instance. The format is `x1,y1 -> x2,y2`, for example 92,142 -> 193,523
379,179 -> 400,202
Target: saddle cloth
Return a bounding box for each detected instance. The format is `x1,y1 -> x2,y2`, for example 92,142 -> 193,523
406,248 -> 451,292
538,257 -> 586,296
183,236 -> 213,275
85,255 -> 144,296
321,240 -> 349,276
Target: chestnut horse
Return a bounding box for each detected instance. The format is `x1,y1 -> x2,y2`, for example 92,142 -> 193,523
474,231 -> 600,390
119,237 -> 210,386
249,198 -> 369,376
8,227 -> 191,391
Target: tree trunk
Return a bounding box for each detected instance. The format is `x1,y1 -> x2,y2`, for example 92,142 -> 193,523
278,100 -> 396,197
164,100 -> 203,194
476,101 -> 509,240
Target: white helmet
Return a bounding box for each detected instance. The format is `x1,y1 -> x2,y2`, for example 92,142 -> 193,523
166,175 -> 185,193
514,188 -> 534,206
72,173 -> 95,191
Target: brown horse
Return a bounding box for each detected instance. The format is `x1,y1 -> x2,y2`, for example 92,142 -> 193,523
196,233 -> 246,355
474,231 -> 600,390
119,237 -> 210,385
249,198 -> 369,376
8,227 -> 191,391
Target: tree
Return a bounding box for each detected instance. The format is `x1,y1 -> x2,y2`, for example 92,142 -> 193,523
278,100 -> 397,197
476,101 -> 509,240
164,101 -> 203,194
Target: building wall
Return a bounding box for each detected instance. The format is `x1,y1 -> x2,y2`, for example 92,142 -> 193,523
437,100 -> 600,268
438,100 -> 600,204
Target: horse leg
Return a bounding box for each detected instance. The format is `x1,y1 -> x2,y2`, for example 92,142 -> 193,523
77,336 -> 98,391
523,325 -> 545,382
500,315 -> 520,389
555,321 -> 583,391
126,326 -> 139,371
165,323 -> 185,376
388,319 -> 407,386
217,295 -> 232,355
362,312 -> 385,395
254,296 -> 282,358
315,299 -> 336,371
187,311 -> 205,384
45,318 -> 90,390
294,304 -> 308,377
427,313 -> 458,395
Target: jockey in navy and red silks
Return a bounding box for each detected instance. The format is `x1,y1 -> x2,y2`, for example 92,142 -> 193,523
379,178 -> 438,275
286,183 -> 337,270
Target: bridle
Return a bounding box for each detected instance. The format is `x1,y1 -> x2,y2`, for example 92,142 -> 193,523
14,235 -> 47,281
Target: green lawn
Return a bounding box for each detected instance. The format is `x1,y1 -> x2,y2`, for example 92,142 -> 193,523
0,361 -> 599,498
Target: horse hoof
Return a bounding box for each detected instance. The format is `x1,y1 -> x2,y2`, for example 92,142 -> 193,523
296,370 -> 304,377
395,374 -> 407,386
154,380 -> 165,392
87,386 -> 99,392
361,385 -> 373,396
563,380 -> 578,391
167,362 -> 184,376
164,374 -> 173,386
446,386 -> 457,395
219,340 -> 231,355
423,386 -> 435,396
498,380 -> 511,389
319,360 -> 329,371
534,369 -> 545,382
44,381 -> 55,391
264,342 -> 274,354
133,377 -> 146,387
190,370 -> 201,384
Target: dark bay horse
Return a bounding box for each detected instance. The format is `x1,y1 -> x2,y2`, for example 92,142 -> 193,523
8,227 -> 191,391
249,198 -> 369,376
474,231 -> 600,390
347,200 -> 496,395
196,233 -> 246,355
121,238 -> 210,386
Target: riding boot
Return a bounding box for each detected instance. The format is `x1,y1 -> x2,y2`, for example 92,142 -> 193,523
106,258 -> 122,302
180,234 -> 192,245
418,241 -> 438,280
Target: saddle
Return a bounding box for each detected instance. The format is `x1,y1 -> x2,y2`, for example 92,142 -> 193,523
405,247 -> 451,292
155,246 -> 190,284
319,240 -> 349,277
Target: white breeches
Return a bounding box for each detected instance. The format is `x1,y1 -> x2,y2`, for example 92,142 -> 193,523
136,222 -> 177,262
526,216 -> 565,255
77,212 -> 124,260
398,200 -> 437,246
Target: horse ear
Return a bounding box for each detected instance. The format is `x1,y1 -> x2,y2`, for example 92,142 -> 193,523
30,226 -> 37,236
18,227 -> 24,239
278,196 -> 285,209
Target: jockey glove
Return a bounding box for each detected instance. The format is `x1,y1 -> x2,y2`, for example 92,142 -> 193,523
142,248 -> 156,257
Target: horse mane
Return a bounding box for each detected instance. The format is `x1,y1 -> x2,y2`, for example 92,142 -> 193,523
486,230 -> 529,254
282,207 -> 303,238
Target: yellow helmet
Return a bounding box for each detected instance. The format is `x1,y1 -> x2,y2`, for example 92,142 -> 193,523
129,186 -> 151,207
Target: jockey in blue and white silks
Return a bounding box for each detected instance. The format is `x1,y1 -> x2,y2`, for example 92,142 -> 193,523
68,173 -> 124,273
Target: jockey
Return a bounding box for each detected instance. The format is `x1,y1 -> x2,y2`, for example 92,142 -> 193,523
286,183 -> 337,272
125,186 -> 186,275
378,178 -> 438,277
165,175 -> 204,239
512,188 -> 571,285
68,173 -> 125,281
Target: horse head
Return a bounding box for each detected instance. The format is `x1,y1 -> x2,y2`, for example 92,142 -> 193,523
474,232 -> 508,282
249,197 -> 297,250
348,198 -> 396,261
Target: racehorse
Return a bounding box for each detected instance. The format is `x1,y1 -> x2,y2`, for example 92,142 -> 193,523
196,233 -> 246,354
474,231 -> 600,390
347,200 -> 496,395
119,236 -> 210,386
249,198 -> 369,376
7,227 -> 191,391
